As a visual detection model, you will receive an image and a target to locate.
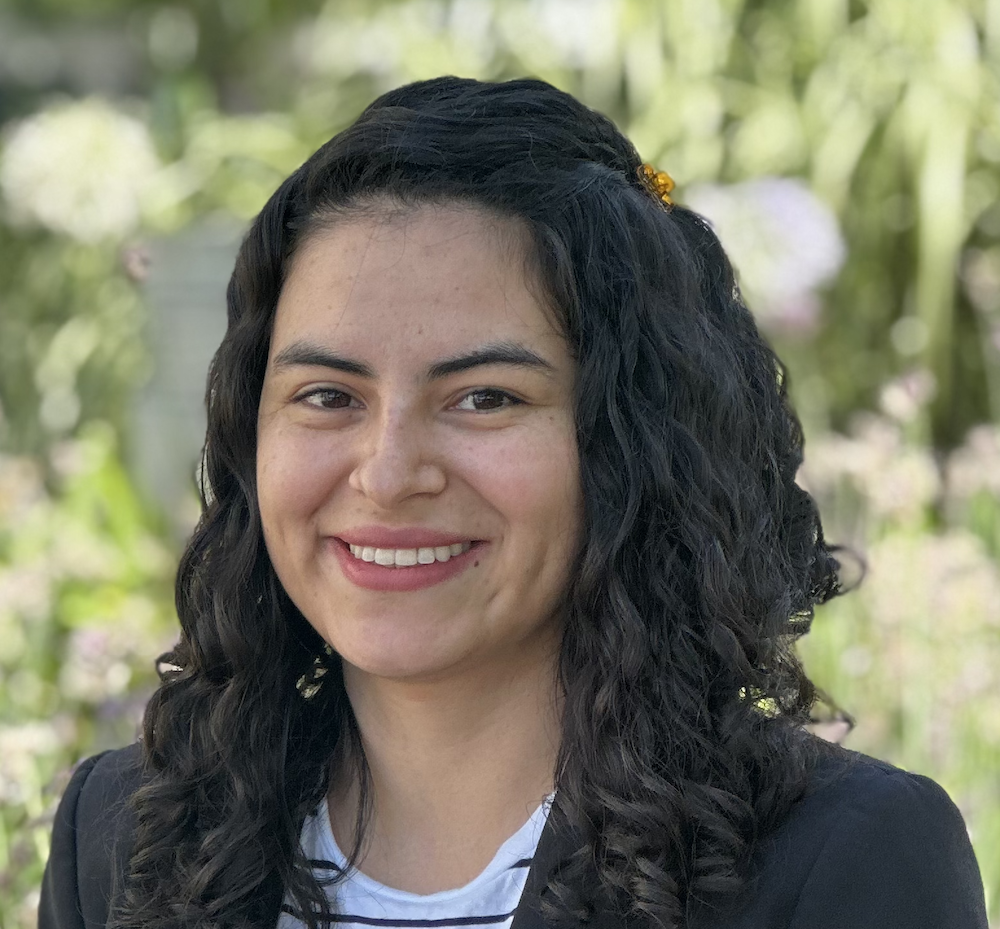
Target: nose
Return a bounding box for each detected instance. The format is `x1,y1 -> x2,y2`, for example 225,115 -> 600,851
348,407 -> 446,508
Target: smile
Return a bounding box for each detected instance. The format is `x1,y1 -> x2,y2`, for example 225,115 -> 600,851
333,538 -> 483,592
347,542 -> 473,567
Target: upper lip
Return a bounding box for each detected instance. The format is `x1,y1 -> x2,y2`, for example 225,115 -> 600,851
336,527 -> 479,549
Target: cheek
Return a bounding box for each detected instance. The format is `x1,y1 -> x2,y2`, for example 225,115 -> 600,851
466,423 -> 582,547
256,428 -> 346,529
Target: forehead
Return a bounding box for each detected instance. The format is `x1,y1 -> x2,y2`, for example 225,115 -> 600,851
271,206 -> 562,359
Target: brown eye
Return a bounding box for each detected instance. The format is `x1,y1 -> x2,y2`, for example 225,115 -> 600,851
453,389 -> 522,412
298,388 -> 355,410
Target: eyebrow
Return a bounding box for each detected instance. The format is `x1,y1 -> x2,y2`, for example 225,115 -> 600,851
270,339 -> 556,380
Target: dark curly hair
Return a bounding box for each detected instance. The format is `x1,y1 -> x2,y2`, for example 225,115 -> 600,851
115,76 -> 842,929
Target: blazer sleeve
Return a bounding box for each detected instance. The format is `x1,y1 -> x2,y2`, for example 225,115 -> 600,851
787,769 -> 988,929
38,745 -> 143,929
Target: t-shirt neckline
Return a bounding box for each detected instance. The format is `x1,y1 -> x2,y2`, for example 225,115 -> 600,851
314,794 -> 554,902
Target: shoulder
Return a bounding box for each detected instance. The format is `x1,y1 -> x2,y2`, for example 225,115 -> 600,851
39,743 -> 146,929
61,742 -> 146,860
786,743 -> 967,841
67,742 -> 145,817
713,744 -> 989,929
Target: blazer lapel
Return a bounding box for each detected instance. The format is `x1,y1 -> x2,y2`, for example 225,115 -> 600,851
510,804 -> 628,929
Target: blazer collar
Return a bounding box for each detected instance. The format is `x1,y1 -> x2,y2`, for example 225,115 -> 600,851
510,803 -> 625,929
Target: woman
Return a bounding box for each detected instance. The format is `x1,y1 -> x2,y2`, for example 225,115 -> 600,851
40,77 -> 987,929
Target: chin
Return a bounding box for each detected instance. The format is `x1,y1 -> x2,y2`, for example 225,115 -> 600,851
328,624 -> 472,684
341,652 -> 468,685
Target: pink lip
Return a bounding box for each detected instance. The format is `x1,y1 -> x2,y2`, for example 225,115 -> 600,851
337,526 -> 477,549
330,538 -> 483,592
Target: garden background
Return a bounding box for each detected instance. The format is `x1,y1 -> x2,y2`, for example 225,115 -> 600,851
0,0 -> 998,925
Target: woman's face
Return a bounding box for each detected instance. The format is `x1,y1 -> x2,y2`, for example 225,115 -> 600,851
256,205 -> 583,685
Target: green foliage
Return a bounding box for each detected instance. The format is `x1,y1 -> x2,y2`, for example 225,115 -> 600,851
0,0 -> 997,925
0,424 -> 175,922
0,229 -> 148,455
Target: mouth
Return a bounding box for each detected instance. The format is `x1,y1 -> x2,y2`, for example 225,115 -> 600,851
343,540 -> 475,568
331,537 -> 484,592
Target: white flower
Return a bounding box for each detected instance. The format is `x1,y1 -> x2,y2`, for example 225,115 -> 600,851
799,413 -> 940,524
864,530 -> 1000,637
0,721 -> 63,803
686,177 -> 846,332
878,369 -> 937,423
0,97 -> 160,243
945,424 -> 1000,501
0,455 -> 45,525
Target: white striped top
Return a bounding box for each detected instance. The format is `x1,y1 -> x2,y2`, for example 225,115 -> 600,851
278,797 -> 552,929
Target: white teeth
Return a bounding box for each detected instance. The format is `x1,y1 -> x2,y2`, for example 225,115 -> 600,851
347,541 -> 473,567
395,548 -> 418,566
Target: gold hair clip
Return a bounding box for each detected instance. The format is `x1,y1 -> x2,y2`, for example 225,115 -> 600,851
638,163 -> 675,207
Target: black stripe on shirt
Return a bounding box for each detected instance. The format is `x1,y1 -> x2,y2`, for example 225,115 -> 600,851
309,859 -> 343,872
281,904 -> 518,927
309,858 -> 531,874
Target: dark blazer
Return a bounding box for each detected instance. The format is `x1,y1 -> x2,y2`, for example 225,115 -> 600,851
39,742 -> 989,929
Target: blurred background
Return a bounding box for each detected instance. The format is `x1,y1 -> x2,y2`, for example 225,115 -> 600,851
0,0 -> 997,924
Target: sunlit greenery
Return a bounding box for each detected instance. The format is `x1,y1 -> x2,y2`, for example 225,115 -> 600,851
0,0 -> 997,925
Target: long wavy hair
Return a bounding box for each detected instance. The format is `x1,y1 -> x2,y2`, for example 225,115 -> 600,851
116,76 -> 842,929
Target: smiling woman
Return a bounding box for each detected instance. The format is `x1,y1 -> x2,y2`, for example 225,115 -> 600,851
257,208 -> 581,685
39,77 -> 987,929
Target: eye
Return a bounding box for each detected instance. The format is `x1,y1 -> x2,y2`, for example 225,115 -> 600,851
452,389 -> 524,412
295,387 -> 356,410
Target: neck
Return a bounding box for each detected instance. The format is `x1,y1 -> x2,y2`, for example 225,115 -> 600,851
329,651 -> 562,893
